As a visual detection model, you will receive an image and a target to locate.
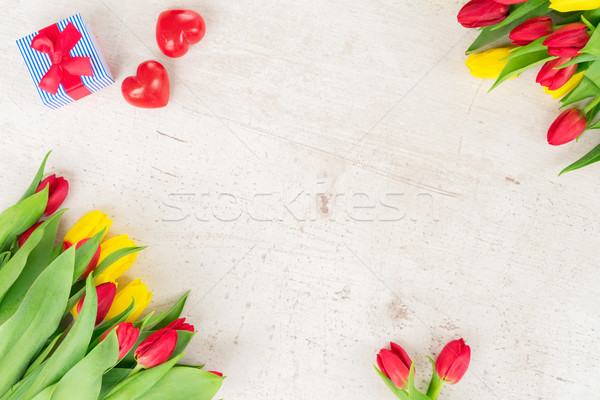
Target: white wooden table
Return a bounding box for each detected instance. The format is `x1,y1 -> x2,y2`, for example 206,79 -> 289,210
2,0 -> 599,398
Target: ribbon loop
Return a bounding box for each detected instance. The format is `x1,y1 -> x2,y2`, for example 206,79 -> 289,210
30,22 -> 93,99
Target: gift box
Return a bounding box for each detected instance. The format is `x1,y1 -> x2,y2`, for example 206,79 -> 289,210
16,14 -> 114,109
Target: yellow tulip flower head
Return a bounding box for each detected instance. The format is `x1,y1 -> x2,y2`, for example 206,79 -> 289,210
105,278 -> 152,322
465,47 -> 513,80
63,210 -> 112,246
549,0 -> 600,12
95,235 -> 138,285
544,71 -> 584,99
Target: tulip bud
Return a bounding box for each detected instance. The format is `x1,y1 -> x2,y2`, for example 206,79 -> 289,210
544,71 -> 584,99
435,339 -> 471,384
543,23 -> 589,57
134,327 -> 179,369
509,17 -> 553,46
76,282 -> 117,325
547,109 -> 587,146
94,235 -> 138,285
64,238 -> 101,279
536,58 -> 578,90
63,210 -> 112,248
35,174 -> 68,217
376,342 -> 412,390
17,221 -> 43,248
105,278 -> 152,322
100,322 -> 140,359
457,0 -> 509,29
465,47 -> 513,80
549,0 -> 600,13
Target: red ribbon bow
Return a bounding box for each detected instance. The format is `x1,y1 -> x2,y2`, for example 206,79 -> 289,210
30,22 -> 93,99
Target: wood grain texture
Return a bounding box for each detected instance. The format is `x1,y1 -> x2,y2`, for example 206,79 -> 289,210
1,0 -> 599,398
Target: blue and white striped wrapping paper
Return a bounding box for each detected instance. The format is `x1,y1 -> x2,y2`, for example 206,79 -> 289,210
16,14 -> 114,109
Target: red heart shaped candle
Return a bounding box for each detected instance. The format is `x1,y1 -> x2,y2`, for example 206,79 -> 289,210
156,9 -> 206,58
121,61 -> 170,109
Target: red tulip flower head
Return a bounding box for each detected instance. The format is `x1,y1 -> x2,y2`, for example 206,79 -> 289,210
536,58 -> 577,90
376,342 -> 412,389
543,23 -> 590,57
435,339 -> 471,384
509,17 -> 554,46
134,318 -> 195,368
77,282 -> 117,325
457,0 -> 509,29
547,109 -> 587,146
36,174 -> 68,216
100,322 -> 140,359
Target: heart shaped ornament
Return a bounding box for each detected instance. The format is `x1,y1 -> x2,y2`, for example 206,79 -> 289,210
156,9 -> 206,58
121,61 -> 170,108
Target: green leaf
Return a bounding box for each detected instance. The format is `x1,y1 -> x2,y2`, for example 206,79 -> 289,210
19,152 -> 51,202
0,229 -> 43,304
99,368 -> 132,398
492,0 -> 550,31
103,354 -> 183,400
0,247 -> 74,396
0,211 -> 64,325
559,53 -> 599,68
1,275 -> 98,400
407,363 -> 431,400
374,366 -> 408,400
559,142 -> 600,175
150,291 -> 190,331
138,367 -> 224,400
490,50 -> 554,90
91,299 -> 135,346
466,3 -> 550,54
47,330 -> 119,400
0,188 -> 47,253
424,356 -> 444,400
22,334 -> 62,378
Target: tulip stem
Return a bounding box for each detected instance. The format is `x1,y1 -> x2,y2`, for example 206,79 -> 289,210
127,363 -> 144,378
426,372 -> 444,400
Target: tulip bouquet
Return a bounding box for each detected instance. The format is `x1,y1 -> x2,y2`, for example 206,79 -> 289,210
0,153 -> 224,400
375,339 -> 471,400
458,0 -> 600,174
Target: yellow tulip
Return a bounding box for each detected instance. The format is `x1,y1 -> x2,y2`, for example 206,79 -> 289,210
544,71 -> 584,99
465,47 -> 514,80
105,278 -> 152,322
64,210 -> 112,246
549,0 -> 600,12
94,235 -> 138,285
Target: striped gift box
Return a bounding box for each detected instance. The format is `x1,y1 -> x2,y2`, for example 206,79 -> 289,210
16,14 -> 114,109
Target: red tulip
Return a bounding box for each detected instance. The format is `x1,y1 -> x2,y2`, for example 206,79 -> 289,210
76,282 -> 117,325
543,23 -> 589,57
209,371 -> 223,376
35,174 -> 68,217
494,0 -> 528,3
457,0 -> 509,28
509,17 -> 553,46
547,109 -> 587,146
64,238 -> 101,279
165,318 -> 195,332
134,327 -> 178,368
134,317 -> 195,368
100,322 -> 140,359
435,339 -> 471,384
536,58 -> 577,90
17,221 -> 43,248
377,342 -> 412,389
